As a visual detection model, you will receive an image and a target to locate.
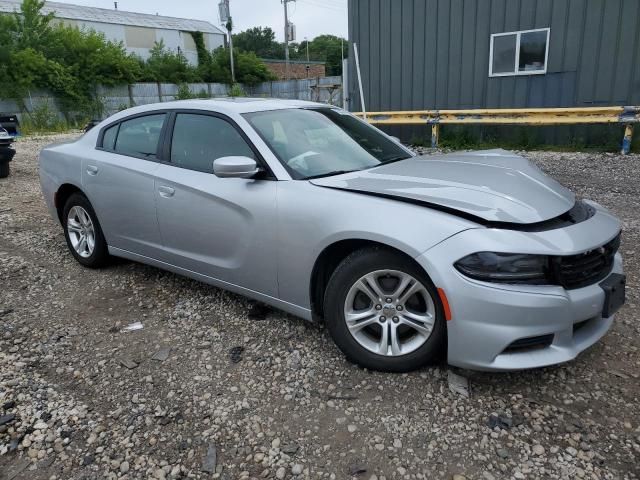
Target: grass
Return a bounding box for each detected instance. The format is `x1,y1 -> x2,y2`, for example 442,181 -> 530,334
19,119 -> 77,136
410,125 -> 638,153
15,100 -> 96,136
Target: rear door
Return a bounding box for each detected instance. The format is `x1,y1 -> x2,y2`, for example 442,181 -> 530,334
82,113 -> 166,258
153,111 -> 279,296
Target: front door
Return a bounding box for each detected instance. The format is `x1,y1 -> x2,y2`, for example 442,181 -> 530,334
154,112 -> 278,297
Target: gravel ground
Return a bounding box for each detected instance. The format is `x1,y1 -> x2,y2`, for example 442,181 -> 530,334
1,134 -> 639,480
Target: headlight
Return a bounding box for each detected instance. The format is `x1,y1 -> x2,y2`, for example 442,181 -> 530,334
454,252 -> 551,284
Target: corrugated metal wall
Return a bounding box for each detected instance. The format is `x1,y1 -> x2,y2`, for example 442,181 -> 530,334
348,0 -> 640,112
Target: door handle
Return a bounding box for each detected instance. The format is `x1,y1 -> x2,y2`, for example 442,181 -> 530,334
158,186 -> 175,198
86,165 -> 99,176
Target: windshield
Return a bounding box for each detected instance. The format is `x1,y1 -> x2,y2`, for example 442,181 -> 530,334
243,108 -> 412,179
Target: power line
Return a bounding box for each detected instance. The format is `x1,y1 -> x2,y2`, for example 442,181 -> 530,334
300,1 -> 345,12
311,0 -> 346,7
297,0 -> 346,12
308,0 -> 345,8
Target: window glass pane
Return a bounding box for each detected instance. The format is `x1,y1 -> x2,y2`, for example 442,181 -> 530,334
102,124 -> 118,150
170,114 -> 255,173
519,30 -> 548,72
114,114 -> 166,158
491,34 -> 517,74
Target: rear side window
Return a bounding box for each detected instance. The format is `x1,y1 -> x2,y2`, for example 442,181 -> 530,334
170,113 -> 255,173
114,114 -> 166,159
101,124 -> 118,150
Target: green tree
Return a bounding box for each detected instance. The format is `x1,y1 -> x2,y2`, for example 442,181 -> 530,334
0,0 -> 283,126
0,48 -> 72,111
234,50 -> 277,85
232,27 -> 284,58
201,47 -> 276,85
0,0 -> 142,120
139,40 -> 200,83
232,27 -> 347,76
11,0 -> 54,49
44,25 -> 140,113
305,35 -> 347,76
189,30 -> 213,77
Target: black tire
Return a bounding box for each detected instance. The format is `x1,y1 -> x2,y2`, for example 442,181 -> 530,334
62,193 -> 110,268
324,247 -> 446,372
0,162 -> 9,178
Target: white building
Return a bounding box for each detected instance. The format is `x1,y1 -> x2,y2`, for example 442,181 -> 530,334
0,0 -> 226,65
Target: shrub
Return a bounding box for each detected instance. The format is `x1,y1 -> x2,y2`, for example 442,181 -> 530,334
139,41 -> 199,84
21,101 -> 69,133
228,84 -> 245,97
0,0 -> 139,121
175,83 -> 197,100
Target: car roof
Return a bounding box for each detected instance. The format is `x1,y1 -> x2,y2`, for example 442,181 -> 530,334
121,98 -> 328,116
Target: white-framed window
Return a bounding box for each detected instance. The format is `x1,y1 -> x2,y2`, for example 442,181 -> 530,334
489,28 -> 550,77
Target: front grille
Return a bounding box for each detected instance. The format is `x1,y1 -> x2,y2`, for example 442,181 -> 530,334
554,234 -> 621,289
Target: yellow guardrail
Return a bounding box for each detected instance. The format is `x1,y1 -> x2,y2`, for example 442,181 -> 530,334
355,106 -> 639,154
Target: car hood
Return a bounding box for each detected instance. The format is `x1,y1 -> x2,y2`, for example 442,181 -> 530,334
310,149 -> 575,224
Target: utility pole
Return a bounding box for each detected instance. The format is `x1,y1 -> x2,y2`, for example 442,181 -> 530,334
219,0 -> 235,83
282,0 -> 295,80
305,36 -> 309,78
228,19 -> 235,84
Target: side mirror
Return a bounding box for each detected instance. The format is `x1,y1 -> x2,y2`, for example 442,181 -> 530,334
213,156 -> 259,179
390,136 -> 401,144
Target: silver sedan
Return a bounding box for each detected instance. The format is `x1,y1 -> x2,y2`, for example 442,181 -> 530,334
38,99 -> 625,371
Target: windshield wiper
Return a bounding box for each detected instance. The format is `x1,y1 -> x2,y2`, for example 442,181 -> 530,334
305,170 -> 358,180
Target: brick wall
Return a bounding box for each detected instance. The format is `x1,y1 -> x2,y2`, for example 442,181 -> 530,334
263,60 -> 326,80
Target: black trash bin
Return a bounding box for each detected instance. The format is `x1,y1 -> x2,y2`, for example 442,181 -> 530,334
0,146 -> 15,178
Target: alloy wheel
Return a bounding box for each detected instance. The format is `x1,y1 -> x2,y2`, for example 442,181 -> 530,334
67,206 -> 96,258
343,269 -> 436,356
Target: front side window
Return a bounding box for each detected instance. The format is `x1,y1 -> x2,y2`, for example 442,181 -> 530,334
114,114 -> 166,158
489,28 -> 549,77
170,114 -> 255,173
244,108 -> 411,179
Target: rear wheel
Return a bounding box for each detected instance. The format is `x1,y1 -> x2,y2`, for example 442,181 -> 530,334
62,193 -> 110,268
0,162 -> 9,178
324,248 -> 446,372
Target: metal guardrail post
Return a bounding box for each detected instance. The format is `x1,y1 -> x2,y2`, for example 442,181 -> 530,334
622,124 -> 634,155
431,124 -> 440,148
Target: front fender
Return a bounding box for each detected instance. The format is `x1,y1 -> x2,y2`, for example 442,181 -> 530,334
276,181 -> 476,309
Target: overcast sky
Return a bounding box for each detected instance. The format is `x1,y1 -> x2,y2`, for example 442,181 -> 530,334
52,0 -> 348,41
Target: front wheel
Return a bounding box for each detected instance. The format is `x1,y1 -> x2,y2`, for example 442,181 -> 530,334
324,248 -> 446,372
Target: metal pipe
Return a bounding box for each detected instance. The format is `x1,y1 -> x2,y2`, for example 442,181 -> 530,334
353,43 -> 366,120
